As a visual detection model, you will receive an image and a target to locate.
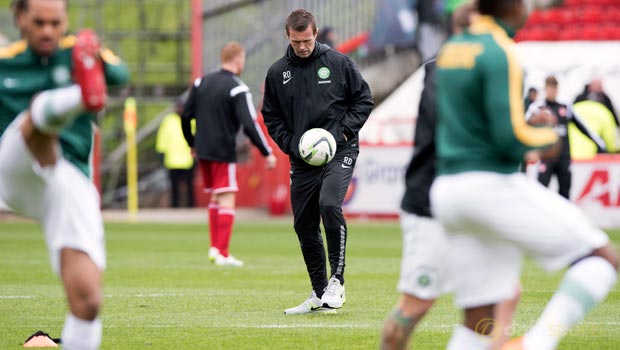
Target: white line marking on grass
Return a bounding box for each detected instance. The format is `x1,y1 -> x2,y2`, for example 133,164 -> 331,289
0,295 -> 34,299
104,324 -> 378,329
132,293 -> 183,297
100,321 -> 620,330
108,322 -> 620,331
252,324 -> 375,329
104,293 -> 183,298
582,322 -> 620,325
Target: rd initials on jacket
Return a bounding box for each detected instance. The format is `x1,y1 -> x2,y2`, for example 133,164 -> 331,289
283,71 -> 292,85
342,156 -> 353,169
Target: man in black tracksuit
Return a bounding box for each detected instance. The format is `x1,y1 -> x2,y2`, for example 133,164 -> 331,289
529,76 -> 606,199
262,9 -> 373,314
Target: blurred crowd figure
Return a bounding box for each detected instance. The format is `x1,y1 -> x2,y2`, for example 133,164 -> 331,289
571,78 -> 620,158
156,97 -> 196,208
574,78 -> 618,126
525,77 -> 619,161
527,76 -> 607,198
570,99 -> 619,159
316,26 -> 337,48
524,87 -> 538,110
415,0 -> 448,61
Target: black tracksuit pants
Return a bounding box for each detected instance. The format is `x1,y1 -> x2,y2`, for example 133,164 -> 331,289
169,168 -> 195,208
289,146 -> 358,296
538,155 -> 571,199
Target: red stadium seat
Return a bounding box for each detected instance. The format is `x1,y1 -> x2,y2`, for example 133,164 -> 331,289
556,8 -> 576,25
519,1 -> 620,42
576,25 -> 602,40
564,0 -> 585,6
601,6 -> 617,23
336,32 -> 369,55
543,25 -> 560,40
600,24 -> 617,40
558,26 -> 580,41
607,6 -> 620,22
527,11 -> 544,25
538,9 -> 554,23
524,27 -> 542,41
611,27 -> 620,40
546,8 -> 568,25
514,28 -> 526,42
525,26 -> 558,41
581,6 -> 603,23
592,0 -> 619,6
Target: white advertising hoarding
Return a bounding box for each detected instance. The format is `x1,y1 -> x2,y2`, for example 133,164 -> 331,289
344,144 -> 412,216
347,145 -> 620,228
558,155 -> 620,228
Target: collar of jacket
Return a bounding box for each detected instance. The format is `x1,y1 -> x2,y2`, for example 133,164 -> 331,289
469,15 -> 516,39
286,42 -> 330,66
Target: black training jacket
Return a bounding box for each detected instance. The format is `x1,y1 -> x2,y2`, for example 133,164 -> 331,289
261,43 -> 373,160
181,69 -> 272,162
401,60 -> 436,217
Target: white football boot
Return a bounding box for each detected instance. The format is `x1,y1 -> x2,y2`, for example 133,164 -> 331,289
208,247 -> 221,263
321,276 -> 346,308
215,254 -> 244,267
284,291 -> 323,315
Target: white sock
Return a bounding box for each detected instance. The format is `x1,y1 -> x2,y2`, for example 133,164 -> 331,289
61,313 -> 102,350
31,85 -> 84,135
524,256 -> 617,350
447,325 -> 493,350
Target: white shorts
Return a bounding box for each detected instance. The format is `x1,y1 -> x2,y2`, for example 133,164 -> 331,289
430,171 -> 609,308
0,116 -> 106,274
397,212 -> 452,299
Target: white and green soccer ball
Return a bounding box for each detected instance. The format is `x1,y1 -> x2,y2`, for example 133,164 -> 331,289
299,128 -> 337,167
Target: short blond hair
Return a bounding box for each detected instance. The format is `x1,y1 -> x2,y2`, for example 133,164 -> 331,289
220,42 -> 244,64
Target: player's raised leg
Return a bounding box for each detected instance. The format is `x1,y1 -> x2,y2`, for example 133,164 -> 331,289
21,28 -> 105,168
503,181 -> 618,350
504,248 -> 618,350
72,29 -> 107,111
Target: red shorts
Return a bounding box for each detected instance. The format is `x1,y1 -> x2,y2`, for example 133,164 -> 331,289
198,160 -> 238,194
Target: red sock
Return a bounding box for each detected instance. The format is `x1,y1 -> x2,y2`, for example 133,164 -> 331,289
217,208 -> 235,257
208,203 -> 219,250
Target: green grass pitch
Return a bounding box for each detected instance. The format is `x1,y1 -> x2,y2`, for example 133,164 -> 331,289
0,221 -> 619,349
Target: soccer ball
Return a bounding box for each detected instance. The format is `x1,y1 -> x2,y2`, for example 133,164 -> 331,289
298,128 -> 337,166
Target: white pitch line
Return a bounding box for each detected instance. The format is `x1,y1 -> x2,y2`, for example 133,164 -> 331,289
581,321 -> 620,326
0,295 -> 34,299
252,324 -> 374,329
104,324 -> 378,329
103,293 -> 183,298
131,293 -> 183,297
70,321 -> 620,329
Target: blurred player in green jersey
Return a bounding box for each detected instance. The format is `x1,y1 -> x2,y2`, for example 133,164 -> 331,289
432,1 -> 618,349
0,0 -> 129,348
